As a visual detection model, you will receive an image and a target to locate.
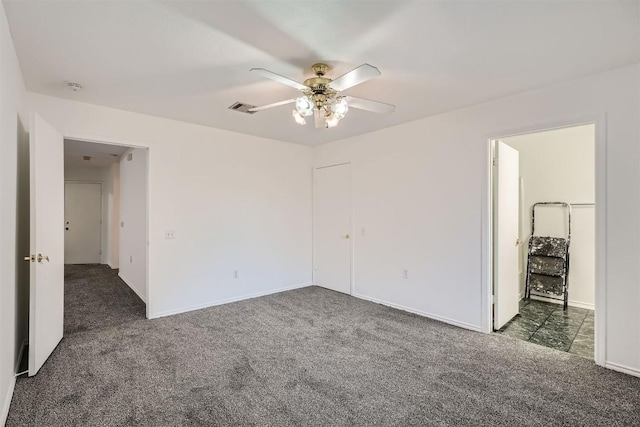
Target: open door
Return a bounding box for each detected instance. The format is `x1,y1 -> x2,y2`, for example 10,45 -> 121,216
27,113 -> 65,376
494,141 -> 520,330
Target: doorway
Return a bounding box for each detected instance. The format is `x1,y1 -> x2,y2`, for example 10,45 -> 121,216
491,124 -> 596,359
63,139 -> 148,302
313,163 -> 352,295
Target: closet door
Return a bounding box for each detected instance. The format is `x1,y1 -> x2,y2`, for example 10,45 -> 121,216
313,163 -> 352,294
494,142 -> 520,330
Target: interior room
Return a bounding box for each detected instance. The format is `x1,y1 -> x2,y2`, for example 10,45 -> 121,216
493,125 -> 595,359
0,1 -> 639,426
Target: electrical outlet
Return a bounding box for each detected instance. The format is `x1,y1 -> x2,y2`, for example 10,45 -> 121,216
233,270 -> 239,279
130,256 -> 133,263
402,269 -> 409,279
164,230 -> 175,239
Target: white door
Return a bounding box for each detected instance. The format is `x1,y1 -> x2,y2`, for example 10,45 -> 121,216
65,183 -> 102,264
313,163 -> 351,294
28,113 -> 65,376
494,141 -> 521,330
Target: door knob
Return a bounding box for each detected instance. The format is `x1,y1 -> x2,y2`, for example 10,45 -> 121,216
515,239 -> 523,247
24,255 -> 35,262
37,254 -> 50,263
343,234 -> 350,239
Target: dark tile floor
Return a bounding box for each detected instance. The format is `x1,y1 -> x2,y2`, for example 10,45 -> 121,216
496,299 -> 594,359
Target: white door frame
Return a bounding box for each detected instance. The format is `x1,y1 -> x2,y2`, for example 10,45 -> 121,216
64,180 -> 103,264
62,134 -> 151,319
483,115 -> 606,367
312,162 -> 354,295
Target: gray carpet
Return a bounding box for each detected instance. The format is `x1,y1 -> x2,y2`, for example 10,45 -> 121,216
7,265 -> 640,426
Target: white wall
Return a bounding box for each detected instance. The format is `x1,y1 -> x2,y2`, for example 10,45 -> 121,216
118,148 -> 146,302
313,64 -> 639,375
64,164 -> 113,265
108,161 -> 120,268
0,2 -> 25,423
23,92 -> 314,319
503,125 -> 595,309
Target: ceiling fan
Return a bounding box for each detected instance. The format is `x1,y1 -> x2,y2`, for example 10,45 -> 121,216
247,63 -> 395,128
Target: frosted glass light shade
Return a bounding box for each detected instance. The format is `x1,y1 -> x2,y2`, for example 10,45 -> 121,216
325,114 -> 340,128
331,98 -> 349,120
295,96 -> 314,117
292,109 -> 306,125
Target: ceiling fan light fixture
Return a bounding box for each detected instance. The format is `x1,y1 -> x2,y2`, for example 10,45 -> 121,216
292,109 -> 306,125
295,96 -> 314,117
248,63 -> 395,130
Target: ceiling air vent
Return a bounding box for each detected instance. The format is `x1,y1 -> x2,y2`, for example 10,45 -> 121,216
228,102 -> 257,114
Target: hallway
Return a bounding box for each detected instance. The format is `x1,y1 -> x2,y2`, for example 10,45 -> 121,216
63,264 -> 145,336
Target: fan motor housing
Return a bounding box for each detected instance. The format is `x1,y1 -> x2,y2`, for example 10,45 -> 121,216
304,77 -> 332,92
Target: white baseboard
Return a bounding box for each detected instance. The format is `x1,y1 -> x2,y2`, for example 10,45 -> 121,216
149,283 -> 312,319
118,272 -> 146,303
605,362 -> 640,378
107,263 -> 119,270
351,292 -> 483,333
1,377 -> 16,427
530,295 -> 594,310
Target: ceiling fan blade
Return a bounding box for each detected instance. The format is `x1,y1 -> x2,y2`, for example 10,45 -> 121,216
248,98 -> 296,112
328,64 -> 381,92
345,96 -> 396,114
250,68 -> 308,91
314,108 -> 324,128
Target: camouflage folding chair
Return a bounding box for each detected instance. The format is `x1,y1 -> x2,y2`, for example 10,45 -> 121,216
524,202 -> 571,310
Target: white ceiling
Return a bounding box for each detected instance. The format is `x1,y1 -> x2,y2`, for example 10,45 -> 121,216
64,139 -> 128,168
5,1 -> 639,146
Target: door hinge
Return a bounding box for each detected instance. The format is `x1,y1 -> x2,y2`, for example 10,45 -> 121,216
492,294 -> 496,304
492,157 -> 497,166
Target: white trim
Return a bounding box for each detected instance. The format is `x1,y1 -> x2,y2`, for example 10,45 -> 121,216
149,283 -> 312,319
480,133 -> 492,333
529,295 -> 594,311
314,162 -> 351,170
118,272 -> 146,304
352,292 -> 483,333
593,115 -> 607,367
604,362 -> 640,378
1,377 -> 16,427
348,163 -> 354,296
